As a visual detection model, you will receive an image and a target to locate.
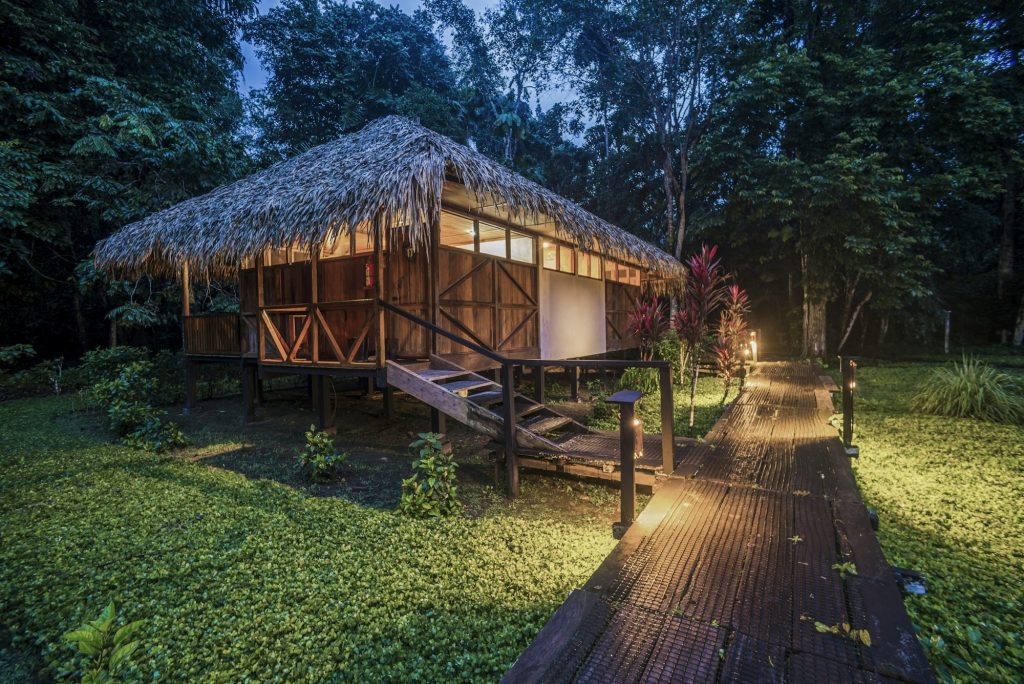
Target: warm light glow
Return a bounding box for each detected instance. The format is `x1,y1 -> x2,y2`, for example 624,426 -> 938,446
542,241 -> 550,248
751,341 -> 758,355
849,381 -> 856,390
743,346 -> 750,357
632,418 -> 641,426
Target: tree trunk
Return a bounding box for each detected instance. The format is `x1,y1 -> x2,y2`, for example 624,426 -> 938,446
998,172 -> 1017,300
72,287 -> 88,353
109,319 -> 118,347
877,315 -> 890,348
837,291 -> 872,352
800,248 -> 827,358
1014,293 -> 1024,347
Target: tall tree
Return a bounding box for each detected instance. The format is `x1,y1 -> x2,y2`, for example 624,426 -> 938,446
244,0 -> 460,161
0,0 -> 257,355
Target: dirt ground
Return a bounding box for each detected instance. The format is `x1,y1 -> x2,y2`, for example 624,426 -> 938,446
170,380 -> 646,524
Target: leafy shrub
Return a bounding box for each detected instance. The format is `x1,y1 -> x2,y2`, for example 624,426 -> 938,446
911,356 -> 1024,423
63,601 -> 145,684
92,361 -> 186,452
398,433 -> 462,519
78,347 -> 150,387
0,344 -> 36,365
654,330 -> 682,380
298,424 -> 348,482
618,367 -> 660,396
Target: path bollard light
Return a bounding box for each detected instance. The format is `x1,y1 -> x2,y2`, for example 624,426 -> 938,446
739,344 -> 750,388
838,355 -> 859,457
749,330 -> 759,364
607,389 -> 642,539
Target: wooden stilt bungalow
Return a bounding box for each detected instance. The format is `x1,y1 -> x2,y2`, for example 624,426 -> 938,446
95,116 -> 686,494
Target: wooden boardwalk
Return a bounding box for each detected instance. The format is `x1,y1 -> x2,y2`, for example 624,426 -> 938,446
504,362 -> 935,684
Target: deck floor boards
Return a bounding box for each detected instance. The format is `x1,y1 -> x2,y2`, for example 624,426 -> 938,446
503,361 -> 935,684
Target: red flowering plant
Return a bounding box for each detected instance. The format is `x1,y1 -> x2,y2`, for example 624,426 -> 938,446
714,285 -> 750,403
627,298 -> 668,362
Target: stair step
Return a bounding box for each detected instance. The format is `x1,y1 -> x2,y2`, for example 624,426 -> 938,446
516,400 -> 546,419
469,390 -> 504,407
522,415 -> 572,434
440,379 -> 496,395
416,369 -> 471,383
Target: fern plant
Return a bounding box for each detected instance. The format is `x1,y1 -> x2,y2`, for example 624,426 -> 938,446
63,601 -> 145,683
398,433 -> 461,519
911,356 -> 1024,423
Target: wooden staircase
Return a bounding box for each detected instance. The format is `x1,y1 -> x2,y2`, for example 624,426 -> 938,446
385,356 -> 595,453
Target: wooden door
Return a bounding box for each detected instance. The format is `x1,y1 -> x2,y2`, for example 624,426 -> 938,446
386,240 -> 430,358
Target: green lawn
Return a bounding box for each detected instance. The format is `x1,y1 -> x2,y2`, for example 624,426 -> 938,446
842,361 -> 1024,683
0,395 -> 618,683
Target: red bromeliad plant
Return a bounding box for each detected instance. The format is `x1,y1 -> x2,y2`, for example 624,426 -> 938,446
628,298 -> 668,362
673,244 -> 728,433
714,284 -> 751,404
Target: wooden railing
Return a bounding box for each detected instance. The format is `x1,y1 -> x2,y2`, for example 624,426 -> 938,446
378,301 -> 675,497
184,314 -> 243,356
257,300 -> 377,367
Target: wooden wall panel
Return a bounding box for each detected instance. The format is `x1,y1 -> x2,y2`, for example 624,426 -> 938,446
319,256 -> 371,303
606,281 -> 640,351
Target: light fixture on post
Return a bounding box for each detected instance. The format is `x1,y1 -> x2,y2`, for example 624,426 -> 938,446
739,344 -> 749,388
838,356 -> 859,457
749,330 -> 758,364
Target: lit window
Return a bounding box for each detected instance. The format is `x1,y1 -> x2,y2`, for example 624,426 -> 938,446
477,221 -> 507,258
558,244 -> 574,273
290,246 -> 310,263
509,231 -> 535,263
265,248 -> 289,266
577,252 -> 601,279
322,233 -> 352,258
629,267 -> 642,287
604,259 -> 617,281
354,231 -> 374,254
542,241 -> 557,270
440,211 -> 476,251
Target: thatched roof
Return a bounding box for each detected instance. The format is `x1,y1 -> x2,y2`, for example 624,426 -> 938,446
94,116 -> 685,282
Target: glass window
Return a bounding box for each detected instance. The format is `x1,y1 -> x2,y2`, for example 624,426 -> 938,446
558,244 -> 574,273
629,267 -> 642,287
265,248 -> 289,266
440,211 -> 476,251
354,231 -> 374,254
577,252 -> 601,279
542,241 -> 557,270
322,233 -> 352,258
477,221 -> 507,258
509,231 -> 535,264
604,258 -> 617,281
290,246 -> 310,263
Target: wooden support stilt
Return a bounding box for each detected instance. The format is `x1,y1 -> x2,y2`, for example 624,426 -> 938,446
184,360 -> 197,415
383,385 -> 394,420
430,407 -> 446,434
502,362 -> 519,498
569,366 -> 579,402
242,363 -> 257,423
316,375 -> 333,432
533,365 -> 545,403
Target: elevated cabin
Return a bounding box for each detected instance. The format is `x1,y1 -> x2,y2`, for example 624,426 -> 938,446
97,117 -> 685,494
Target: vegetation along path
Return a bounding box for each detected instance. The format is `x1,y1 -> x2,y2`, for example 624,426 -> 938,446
505,361 -> 935,684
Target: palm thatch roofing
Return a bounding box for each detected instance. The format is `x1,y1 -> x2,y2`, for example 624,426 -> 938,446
94,116 -> 685,282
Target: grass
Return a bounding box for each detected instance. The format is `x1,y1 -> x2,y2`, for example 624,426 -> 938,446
0,393 -> 621,683
840,361 -> 1024,683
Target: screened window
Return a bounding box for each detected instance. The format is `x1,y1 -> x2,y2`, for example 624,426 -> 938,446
440,211 -> 476,251
354,231 -> 374,254
322,233 -> 352,258
542,241 -> 557,269
509,231 -> 535,264
558,244 -> 574,273
477,221 -> 507,258
264,248 -> 289,266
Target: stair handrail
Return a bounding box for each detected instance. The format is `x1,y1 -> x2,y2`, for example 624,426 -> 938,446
378,299 -> 508,364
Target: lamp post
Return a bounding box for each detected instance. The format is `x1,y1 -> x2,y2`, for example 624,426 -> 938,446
739,344 -> 750,388
838,356 -> 859,457
607,389 -> 641,539
749,330 -> 759,364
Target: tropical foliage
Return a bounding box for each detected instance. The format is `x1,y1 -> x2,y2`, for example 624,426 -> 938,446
911,356 -> 1024,423
397,432 -> 462,519
298,424 -> 348,482
63,601 -> 145,684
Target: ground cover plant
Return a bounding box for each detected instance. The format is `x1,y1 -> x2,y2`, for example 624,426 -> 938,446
0,392 -> 619,683
842,359 -> 1024,683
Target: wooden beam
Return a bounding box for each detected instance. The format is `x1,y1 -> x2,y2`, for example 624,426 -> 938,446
502,362 -> 519,498
374,217 -> 386,368
659,365 -> 674,474
256,256 -> 265,362
181,262 -> 191,317
310,249 -> 320,363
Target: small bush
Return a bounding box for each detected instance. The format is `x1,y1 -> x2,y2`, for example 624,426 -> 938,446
92,362 -> 186,452
78,347 -> 150,387
654,330 -> 682,380
398,433 -> 461,519
618,367 -> 660,396
911,356 -> 1024,423
298,425 -> 347,482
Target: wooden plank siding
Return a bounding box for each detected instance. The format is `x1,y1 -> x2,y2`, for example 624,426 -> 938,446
605,280 -> 641,352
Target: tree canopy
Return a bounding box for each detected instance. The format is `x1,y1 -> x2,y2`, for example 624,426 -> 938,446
1,0 -> 1021,356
